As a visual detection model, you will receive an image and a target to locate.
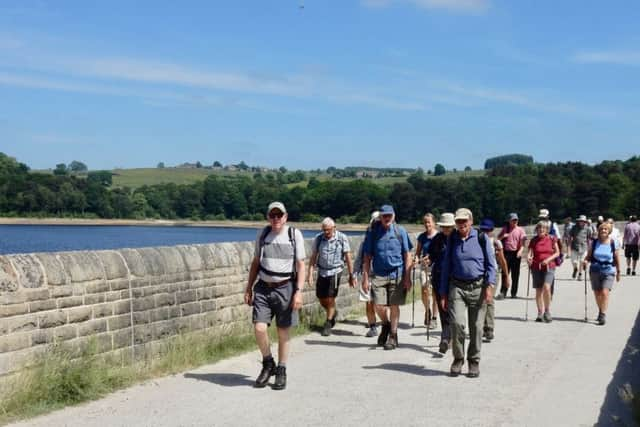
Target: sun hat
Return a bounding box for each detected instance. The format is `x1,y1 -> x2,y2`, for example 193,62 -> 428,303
267,201 -> 287,215
454,208 -> 472,221
436,212 -> 455,227
538,209 -> 550,219
507,212 -> 519,221
577,214 -> 587,222
479,218 -> 495,231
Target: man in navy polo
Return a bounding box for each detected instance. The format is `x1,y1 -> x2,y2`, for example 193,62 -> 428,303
361,204 -> 413,350
440,208 -> 496,378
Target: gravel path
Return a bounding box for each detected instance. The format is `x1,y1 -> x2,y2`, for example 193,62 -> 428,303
10,262 -> 639,427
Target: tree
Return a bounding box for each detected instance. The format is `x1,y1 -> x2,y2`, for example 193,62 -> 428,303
464,166 -> 472,172
484,154 -> 534,170
237,161 -> 249,171
213,161 -> 222,168
279,166 -> 288,174
53,163 -> 68,176
87,171 -> 113,187
196,161 -> 202,168
157,162 -> 165,168
68,160 -> 88,173
434,163 -> 446,176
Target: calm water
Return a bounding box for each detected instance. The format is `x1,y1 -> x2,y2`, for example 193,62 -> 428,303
0,225 -> 363,255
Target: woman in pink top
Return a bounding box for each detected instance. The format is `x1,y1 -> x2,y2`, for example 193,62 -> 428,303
498,213 -> 528,298
527,221 -> 560,322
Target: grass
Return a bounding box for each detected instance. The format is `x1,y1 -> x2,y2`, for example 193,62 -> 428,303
0,306 -> 334,425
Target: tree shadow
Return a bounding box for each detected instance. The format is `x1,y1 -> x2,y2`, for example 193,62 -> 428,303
329,328 -> 357,336
340,319 -> 369,327
183,372 -> 254,387
362,363 -> 448,377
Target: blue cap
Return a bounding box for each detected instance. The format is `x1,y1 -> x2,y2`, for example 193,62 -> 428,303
508,212 -> 519,221
479,218 -> 495,231
380,204 -> 395,215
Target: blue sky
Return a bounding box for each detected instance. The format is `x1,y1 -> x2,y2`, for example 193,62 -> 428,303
1,0 -> 639,171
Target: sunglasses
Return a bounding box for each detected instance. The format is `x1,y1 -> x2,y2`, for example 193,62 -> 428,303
268,212 -> 284,219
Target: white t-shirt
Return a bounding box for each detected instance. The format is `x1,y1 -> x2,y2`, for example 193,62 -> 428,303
254,225 -> 306,282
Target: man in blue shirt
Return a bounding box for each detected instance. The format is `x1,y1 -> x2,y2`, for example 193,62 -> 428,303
440,208 -> 496,378
362,204 -> 413,350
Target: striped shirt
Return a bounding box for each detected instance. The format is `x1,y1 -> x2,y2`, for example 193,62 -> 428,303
254,226 -> 306,282
312,231 -> 351,277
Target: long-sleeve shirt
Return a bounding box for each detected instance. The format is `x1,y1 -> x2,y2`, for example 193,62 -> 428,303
439,228 -> 497,295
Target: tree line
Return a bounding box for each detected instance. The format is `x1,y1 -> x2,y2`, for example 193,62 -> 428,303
1,152 -> 638,224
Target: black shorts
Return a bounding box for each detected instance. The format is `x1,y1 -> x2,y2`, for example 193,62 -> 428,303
316,275 -> 341,299
624,244 -> 639,261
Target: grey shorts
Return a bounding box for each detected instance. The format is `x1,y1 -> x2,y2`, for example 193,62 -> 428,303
531,269 -> 554,289
252,280 -> 298,328
590,270 -> 615,291
370,275 -> 406,306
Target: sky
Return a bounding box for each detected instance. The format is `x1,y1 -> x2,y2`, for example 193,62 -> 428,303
1,0 -> 639,171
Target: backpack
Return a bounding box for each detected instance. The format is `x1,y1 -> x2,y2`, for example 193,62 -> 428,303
447,229 -> 489,280
313,231 -> 347,270
590,239 -> 617,267
258,225 -> 298,280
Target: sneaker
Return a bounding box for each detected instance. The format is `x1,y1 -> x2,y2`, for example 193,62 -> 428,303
598,313 -> 606,326
438,340 -> 449,354
495,293 -> 505,300
365,325 -> 378,337
543,312 -> 552,323
377,322 -> 391,346
535,314 -> 543,323
511,294 -> 518,299
450,358 -> 464,376
627,268 -> 631,275
484,329 -> 494,341
383,333 -> 398,350
572,267 -> 578,279
429,317 -> 438,330
254,358 -> 276,388
467,360 -> 480,378
272,366 -> 286,390
321,320 -> 332,336
330,311 -> 338,327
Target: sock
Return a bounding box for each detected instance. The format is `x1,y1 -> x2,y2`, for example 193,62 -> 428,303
277,362 -> 286,368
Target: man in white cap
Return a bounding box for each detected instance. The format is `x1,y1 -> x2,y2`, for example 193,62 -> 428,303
539,209 -> 560,238
569,215 -> 593,280
244,201 -> 306,390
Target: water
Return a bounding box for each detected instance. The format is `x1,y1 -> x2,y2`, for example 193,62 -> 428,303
0,225 -> 364,255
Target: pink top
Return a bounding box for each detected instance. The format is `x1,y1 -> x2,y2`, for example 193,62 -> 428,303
500,225 -> 527,251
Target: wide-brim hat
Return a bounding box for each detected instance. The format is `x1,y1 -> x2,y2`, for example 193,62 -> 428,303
436,212 -> 455,227
538,209 -> 549,218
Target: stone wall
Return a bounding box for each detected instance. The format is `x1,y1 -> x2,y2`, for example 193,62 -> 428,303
0,237 -> 363,377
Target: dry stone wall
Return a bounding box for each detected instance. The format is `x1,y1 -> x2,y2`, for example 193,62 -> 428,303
0,237 -> 363,376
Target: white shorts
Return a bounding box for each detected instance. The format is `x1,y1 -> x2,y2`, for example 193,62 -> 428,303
571,250 -> 586,265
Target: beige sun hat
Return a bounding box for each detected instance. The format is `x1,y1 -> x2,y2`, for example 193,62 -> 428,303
436,212 -> 455,227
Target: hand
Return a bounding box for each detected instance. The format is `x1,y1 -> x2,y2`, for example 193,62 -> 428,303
440,295 -> 448,312
527,257 -> 533,267
348,275 -> 356,288
244,289 -> 253,305
362,280 -> 370,294
582,261 -> 588,269
541,259 -> 548,267
484,286 -> 494,304
402,277 -> 411,291
291,292 -> 303,310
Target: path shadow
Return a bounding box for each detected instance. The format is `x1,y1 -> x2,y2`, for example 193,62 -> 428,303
495,316 -> 527,322
340,319 -> 368,327
597,309 -> 640,426
183,372 -> 254,387
551,316 -> 591,324
305,339 -> 376,349
329,329 -> 357,336
362,363 -> 447,377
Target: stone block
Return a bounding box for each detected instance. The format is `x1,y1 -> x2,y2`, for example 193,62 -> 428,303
210,244 -> 234,267
35,253 -> 68,286
196,287 -> 214,300
83,293 -> 105,305
154,293 -> 176,307
200,300 -> 217,312
176,245 -> 203,272
0,256 -> 19,292
133,312 -> 150,324
38,310 -> 67,328
107,314 -> 131,331
78,319 -> 107,336
93,303 -> 114,318
10,254 -> 45,288
0,334 -> 31,353
31,329 -> 53,345
156,247 -> 186,274
29,299 -> 57,313
1,314 -> 38,334
112,329 -> 132,349
50,285 -> 73,298
168,306 -> 181,319
67,306 -> 92,323
177,290 -> 197,304
195,245 -> 217,270
109,279 -> 129,291
57,296 -> 84,309
153,320 -> 178,340
132,296 -> 155,312
105,291 -> 122,302
0,303 -> 28,317
180,302 -> 201,316
95,250 -> 128,280
133,324 -> 153,344
119,249 -> 147,278
136,248 -> 166,277
53,324 -> 78,341
150,307 -> 169,322
113,300 -> 131,315
58,252 -> 105,283
86,281 -> 109,294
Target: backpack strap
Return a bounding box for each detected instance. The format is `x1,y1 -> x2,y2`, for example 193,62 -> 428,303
289,226 -> 297,279
478,230 -> 489,280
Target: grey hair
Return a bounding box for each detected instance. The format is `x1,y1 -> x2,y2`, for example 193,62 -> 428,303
321,217 -> 335,228
423,213 -> 436,222
536,220 -> 551,231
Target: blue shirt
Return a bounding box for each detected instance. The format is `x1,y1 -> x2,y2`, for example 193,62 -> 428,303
590,239 -> 619,275
439,228 -> 497,295
417,231 -> 437,258
363,223 -> 413,279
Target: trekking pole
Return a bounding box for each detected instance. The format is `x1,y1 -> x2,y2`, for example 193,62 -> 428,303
584,268 -> 588,322
411,264 -> 416,328
525,265 -> 531,321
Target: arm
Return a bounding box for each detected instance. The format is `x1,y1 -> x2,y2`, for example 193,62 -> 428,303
615,247 -> 621,282
439,243 -> 451,311
582,244 -> 592,269
292,258 -> 306,310
496,248 -> 510,286
516,229 -> 526,258
244,256 -> 260,305
403,250 -> 414,290
362,254 -> 372,293
484,236 -> 497,304
344,252 -> 356,287
542,240 -> 560,267
307,249 -> 318,286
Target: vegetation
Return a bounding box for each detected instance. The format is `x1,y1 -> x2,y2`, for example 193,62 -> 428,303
2,152 -> 639,224
484,153 -> 534,169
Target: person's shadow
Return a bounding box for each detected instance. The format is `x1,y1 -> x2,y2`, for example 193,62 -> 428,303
184,372 -> 254,387
362,363 -> 447,377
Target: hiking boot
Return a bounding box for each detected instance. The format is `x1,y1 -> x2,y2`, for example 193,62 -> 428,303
383,333 -> 398,350
572,267 -> 578,279
535,314 -> 543,323
424,311 -> 430,326
484,329 -> 494,341
633,271 -> 637,276
330,311 -> 338,327
543,312 -> 552,323
429,317 -> 438,330
627,267 -> 631,275
321,320 -> 332,336
438,340 -> 449,354
377,322 -> 391,346
450,358 -> 464,377
254,358 -> 276,388
495,293 -> 505,300
365,325 -> 378,337
578,272 -> 582,281
272,366 -> 286,390
598,313 -> 606,326
511,294 -> 518,299
467,360 -> 480,378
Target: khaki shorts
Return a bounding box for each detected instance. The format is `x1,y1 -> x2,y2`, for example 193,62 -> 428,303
371,275 -> 406,306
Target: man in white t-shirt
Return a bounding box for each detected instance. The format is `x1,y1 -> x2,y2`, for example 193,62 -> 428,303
244,202 -> 306,390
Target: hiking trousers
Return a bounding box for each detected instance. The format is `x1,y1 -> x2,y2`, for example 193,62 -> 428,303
432,286 -> 451,342
504,250 -> 521,296
449,278 -> 486,362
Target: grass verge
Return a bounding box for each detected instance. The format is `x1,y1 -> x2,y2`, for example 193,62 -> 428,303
0,306 -> 333,425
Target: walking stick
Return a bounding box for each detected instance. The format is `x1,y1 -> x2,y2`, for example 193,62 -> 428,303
411,264 -> 416,328
584,269 -> 588,322
525,265 -> 531,321
426,264 -> 431,341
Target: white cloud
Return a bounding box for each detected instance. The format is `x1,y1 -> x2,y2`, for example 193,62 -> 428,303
362,0 -> 489,13
572,50 -> 640,66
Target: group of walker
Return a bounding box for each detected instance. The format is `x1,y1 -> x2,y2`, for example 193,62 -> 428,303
244,201 -> 629,389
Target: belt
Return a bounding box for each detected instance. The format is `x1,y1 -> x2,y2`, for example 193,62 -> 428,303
261,279 -> 291,288
452,276 -> 483,288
